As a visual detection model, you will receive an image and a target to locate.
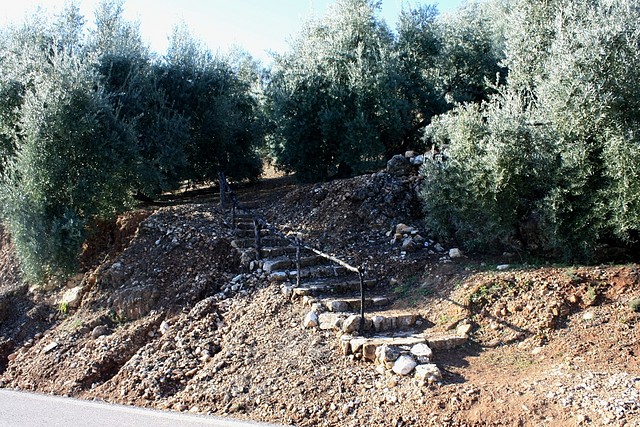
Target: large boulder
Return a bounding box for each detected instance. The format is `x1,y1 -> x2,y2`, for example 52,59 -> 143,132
386,155 -> 412,177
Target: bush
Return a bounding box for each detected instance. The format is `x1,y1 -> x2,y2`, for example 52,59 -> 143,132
420,0 -> 640,261
1,54 -> 137,283
420,90 -> 555,253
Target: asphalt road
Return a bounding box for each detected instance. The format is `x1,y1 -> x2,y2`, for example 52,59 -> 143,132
0,389 -> 288,427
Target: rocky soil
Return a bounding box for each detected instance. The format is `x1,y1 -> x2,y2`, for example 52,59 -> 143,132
0,160 -> 638,426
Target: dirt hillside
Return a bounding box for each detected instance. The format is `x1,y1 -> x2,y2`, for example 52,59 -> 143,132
0,167 -> 638,427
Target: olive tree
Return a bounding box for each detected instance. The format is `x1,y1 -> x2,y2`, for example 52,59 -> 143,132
420,0 -> 640,261
266,0 -> 405,181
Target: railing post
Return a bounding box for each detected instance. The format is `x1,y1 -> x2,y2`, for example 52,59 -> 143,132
295,236 -> 302,288
219,172 -> 226,208
358,269 -> 365,333
254,218 -> 262,260
232,203 -> 236,229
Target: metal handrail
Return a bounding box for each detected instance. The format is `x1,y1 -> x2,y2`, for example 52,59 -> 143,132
219,172 -> 367,332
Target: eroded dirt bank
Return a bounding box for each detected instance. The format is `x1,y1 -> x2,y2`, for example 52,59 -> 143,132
0,171 -> 638,427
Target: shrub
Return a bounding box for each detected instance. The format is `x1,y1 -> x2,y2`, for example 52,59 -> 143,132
0,53 -> 137,283
420,90 -> 555,253
420,0 -> 640,261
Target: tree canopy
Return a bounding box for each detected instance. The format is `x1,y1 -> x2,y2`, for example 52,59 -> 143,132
0,0 -> 263,283
1,0 -> 639,282
420,0 -> 640,261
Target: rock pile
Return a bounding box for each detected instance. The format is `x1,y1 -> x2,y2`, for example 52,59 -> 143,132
266,169 -> 424,238
386,151 -> 426,177
97,204 -> 240,320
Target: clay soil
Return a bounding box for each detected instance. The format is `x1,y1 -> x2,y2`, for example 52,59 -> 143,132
0,168 -> 638,427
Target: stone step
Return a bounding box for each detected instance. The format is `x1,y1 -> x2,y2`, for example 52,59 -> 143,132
235,221 -> 256,230
234,213 -> 256,221
291,277 -> 377,297
423,332 -> 469,351
260,246 -> 317,258
345,333 -> 427,360
340,332 -> 468,361
268,265 -> 348,282
318,312 -> 421,333
238,203 -> 261,210
234,228 -> 271,238
262,255 -> 325,273
317,296 -> 392,312
232,237 -> 290,249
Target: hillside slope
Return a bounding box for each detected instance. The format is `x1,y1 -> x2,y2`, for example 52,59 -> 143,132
0,169 -> 638,427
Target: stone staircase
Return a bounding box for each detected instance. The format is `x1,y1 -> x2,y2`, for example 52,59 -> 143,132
229,208 -> 469,384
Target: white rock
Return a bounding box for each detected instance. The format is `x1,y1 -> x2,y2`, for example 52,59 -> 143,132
326,300 -> 350,312
159,321 -> 170,335
318,313 -> 343,330
456,322 -> 473,336
449,248 -> 463,258
414,364 -> 442,383
371,315 -> 385,331
281,285 -> 294,298
402,237 -> 419,253
410,343 -> 433,360
310,303 -> 323,312
411,155 -> 424,166
395,223 -> 415,235
303,311 -> 319,328
43,342 -> 59,354
339,335 -> 353,355
392,355 -> 417,376
342,315 -> 362,333
583,311 -> 595,321
350,337 -> 368,354
375,345 -> 400,365
91,325 -> 110,338
385,394 -> 398,404
497,264 -> 510,271
60,286 -> 84,309
269,272 -> 288,282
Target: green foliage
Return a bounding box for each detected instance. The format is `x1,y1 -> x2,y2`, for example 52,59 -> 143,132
421,90 -> 555,252
57,301 -> 69,317
1,52 -> 138,283
159,23 -> 263,183
267,0 -> 402,181
381,0 -> 505,147
89,2 -> 190,196
267,0 -> 506,181
420,0 -> 640,261
533,0 -> 640,256
0,1 -> 264,284
394,5 -> 447,145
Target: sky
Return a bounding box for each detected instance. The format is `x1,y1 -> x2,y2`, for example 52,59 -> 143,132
1,0 -> 466,63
